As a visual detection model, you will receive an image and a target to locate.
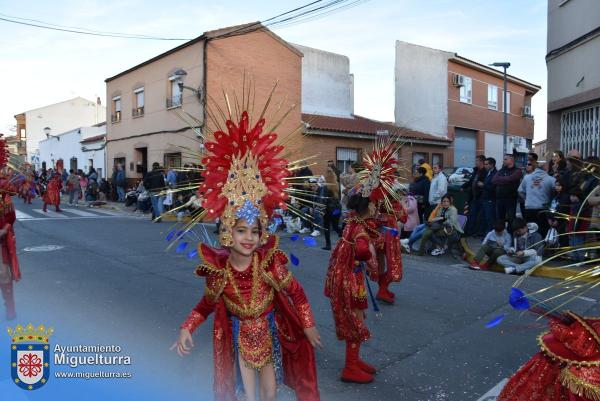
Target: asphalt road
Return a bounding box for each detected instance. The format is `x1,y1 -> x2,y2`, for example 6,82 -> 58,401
2,198 -> 600,401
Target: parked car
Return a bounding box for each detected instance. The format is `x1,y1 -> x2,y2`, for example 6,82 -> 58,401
448,167 -> 473,185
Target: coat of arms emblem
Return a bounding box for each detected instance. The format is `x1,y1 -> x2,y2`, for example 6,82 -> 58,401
7,323 -> 53,390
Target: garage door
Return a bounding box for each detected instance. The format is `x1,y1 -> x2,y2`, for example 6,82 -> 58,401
454,128 -> 476,168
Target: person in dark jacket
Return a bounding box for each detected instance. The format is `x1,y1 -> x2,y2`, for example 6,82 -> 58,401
321,167 -> 343,250
462,155 -> 487,236
481,157 -> 498,234
143,162 -> 166,222
492,154 -> 522,230
409,167 -> 430,223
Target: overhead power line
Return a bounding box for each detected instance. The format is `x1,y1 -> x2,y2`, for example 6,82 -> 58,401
0,0 -> 371,41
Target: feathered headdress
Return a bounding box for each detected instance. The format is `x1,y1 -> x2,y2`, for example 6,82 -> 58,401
200,111 -> 290,246
353,135 -> 404,212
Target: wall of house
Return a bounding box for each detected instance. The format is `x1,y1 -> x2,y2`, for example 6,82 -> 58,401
25,97 -> 105,166
205,29 -> 302,161
295,44 -> 354,117
38,126 -> 105,176
105,40 -> 204,179
395,41 -> 453,138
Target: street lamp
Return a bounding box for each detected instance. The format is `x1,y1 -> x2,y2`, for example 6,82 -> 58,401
172,68 -> 203,102
489,62 -> 511,154
44,127 -> 60,141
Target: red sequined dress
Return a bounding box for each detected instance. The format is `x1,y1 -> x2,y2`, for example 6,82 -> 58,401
498,311 -> 600,401
0,191 -> 19,320
42,174 -> 62,208
324,216 -> 378,342
180,236 -> 320,401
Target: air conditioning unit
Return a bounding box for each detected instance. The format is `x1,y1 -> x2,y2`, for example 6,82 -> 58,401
452,74 -> 465,87
522,106 -> 532,117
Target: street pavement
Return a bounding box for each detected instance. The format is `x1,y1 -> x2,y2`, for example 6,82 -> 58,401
2,197 -> 600,401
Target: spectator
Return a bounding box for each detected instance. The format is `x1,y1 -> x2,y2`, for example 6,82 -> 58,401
67,169 -> 82,206
418,158 -> 433,181
428,163 -> 448,214
61,168 -> 68,195
492,154 -> 522,229
166,164 -> 178,188
298,178 -> 322,236
327,160 -> 341,181
110,166 -> 118,201
409,167 -> 430,223
414,194 -> 463,256
143,162 -> 166,222
548,150 -> 567,179
469,219 -> 511,270
463,155 -> 487,237
98,178 -> 110,201
497,218 -> 544,274
340,163 -> 360,210
78,169 -> 88,199
567,187 -> 591,262
321,167 -> 343,250
545,177 -> 571,249
115,164 -> 126,202
85,178 -> 99,202
88,167 -> 98,182
518,157 -> 555,236
482,157 -> 498,234
401,193 -> 419,239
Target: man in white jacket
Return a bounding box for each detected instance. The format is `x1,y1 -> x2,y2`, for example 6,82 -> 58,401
428,163 -> 448,209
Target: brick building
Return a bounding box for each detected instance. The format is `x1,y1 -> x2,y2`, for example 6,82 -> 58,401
395,41 -> 541,168
104,22 -> 301,181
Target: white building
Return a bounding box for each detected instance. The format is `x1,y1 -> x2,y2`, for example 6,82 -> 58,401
547,0 -> 600,157
38,123 -> 106,179
294,44 -> 354,117
15,97 -> 105,168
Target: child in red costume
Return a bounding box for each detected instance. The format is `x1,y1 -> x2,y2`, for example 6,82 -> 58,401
43,173 -> 62,212
374,199 -> 406,304
498,311 -> 600,401
325,194 -> 379,383
172,108 -> 322,401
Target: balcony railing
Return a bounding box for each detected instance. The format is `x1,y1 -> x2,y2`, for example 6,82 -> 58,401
132,107 -> 144,118
166,96 -> 182,109
111,111 -> 121,123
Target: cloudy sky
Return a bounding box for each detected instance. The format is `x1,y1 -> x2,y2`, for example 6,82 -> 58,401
0,0 -> 547,141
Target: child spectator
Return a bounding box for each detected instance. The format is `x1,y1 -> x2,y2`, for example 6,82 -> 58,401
497,218 -> 544,274
469,219 -> 511,270
567,187 -> 591,261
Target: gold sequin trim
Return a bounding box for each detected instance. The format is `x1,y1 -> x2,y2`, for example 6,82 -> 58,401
538,332 -> 600,367
559,367 -> 600,401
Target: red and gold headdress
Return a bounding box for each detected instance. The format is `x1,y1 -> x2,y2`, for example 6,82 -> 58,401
199,111 -> 290,246
353,135 -> 404,211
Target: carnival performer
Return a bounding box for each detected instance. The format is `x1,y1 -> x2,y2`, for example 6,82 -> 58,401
43,161 -> 63,213
172,109 -> 322,401
0,137 -> 19,320
498,311 -> 600,401
325,193 -> 379,383
374,198 -> 406,304
324,136 -> 403,383
20,164 -> 35,204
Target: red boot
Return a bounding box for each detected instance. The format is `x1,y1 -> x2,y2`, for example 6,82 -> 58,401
341,341 -> 374,383
43,203 -> 48,212
1,282 -> 16,320
55,205 -> 62,212
357,359 -> 377,374
376,274 -> 395,304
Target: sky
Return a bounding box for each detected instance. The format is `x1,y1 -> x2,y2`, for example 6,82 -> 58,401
0,0 -> 548,141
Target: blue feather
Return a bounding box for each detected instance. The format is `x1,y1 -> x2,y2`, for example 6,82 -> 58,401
290,234 -> 300,242
290,253 -> 299,266
509,288 -> 530,310
166,230 -> 176,242
303,236 -> 317,247
485,314 -> 505,328
176,242 -> 188,253
187,249 -> 198,259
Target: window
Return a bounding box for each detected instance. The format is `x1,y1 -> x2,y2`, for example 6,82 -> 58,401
133,87 -> 144,117
336,147 -> 359,173
20,128 -> 26,140
70,157 -> 78,172
487,85 -> 498,110
432,153 -> 443,168
167,77 -> 182,108
502,91 -> 511,113
111,96 -> 121,123
459,77 -> 472,104
412,152 -> 428,174
164,152 -> 182,168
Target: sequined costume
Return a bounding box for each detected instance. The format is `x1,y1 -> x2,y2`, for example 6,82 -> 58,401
498,311 -> 600,401
180,236 -> 320,401
374,200 -> 406,303
19,170 -> 35,204
42,173 -> 62,212
325,216 -> 378,343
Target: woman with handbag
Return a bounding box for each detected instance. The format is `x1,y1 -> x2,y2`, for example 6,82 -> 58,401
415,194 -> 463,256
